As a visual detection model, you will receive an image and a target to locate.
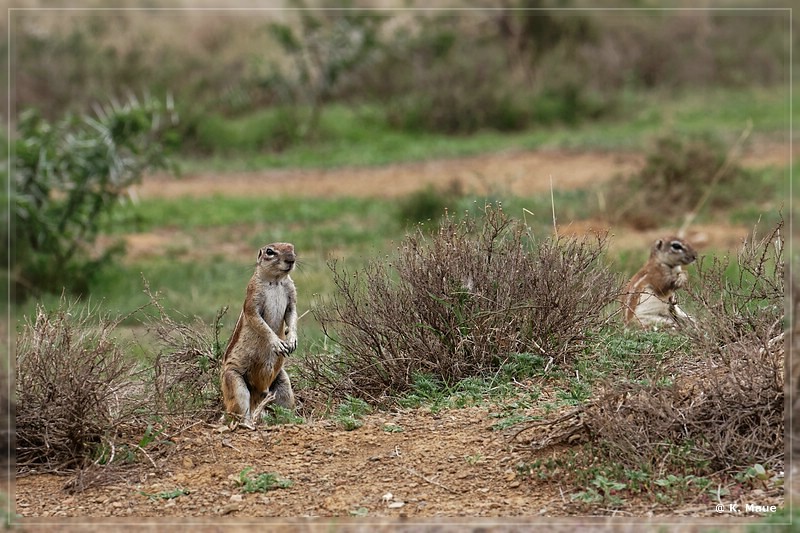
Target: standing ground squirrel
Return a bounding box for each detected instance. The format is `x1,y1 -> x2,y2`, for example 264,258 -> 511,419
221,242 -> 298,429
622,236 -> 697,329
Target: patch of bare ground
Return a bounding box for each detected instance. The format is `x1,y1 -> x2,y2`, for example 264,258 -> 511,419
133,148 -> 645,200
558,220 -> 753,257
133,141 -> 790,201
14,406 -> 781,523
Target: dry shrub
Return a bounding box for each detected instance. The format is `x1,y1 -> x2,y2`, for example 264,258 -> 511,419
142,282 -> 226,419
686,219 -> 785,355
16,287 -> 226,482
584,220 -> 784,474
15,299 -> 147,473
303,205 -> 620,403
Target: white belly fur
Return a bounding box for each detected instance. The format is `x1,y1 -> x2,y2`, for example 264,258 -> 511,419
633,284 -> 684,327
262,283 -> 288,337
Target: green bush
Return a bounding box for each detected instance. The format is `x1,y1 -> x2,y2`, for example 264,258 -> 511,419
8,96 -> 178,300
257,7 -> 384,137
378,16 -> 535,135
396,181 -> 465,227
190,107 -> 302,155
605,133 -> 753,229
11,9 -> 789,149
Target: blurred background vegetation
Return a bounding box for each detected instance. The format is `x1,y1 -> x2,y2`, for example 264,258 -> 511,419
2,0 -> 795,338
4,1 -> 793,144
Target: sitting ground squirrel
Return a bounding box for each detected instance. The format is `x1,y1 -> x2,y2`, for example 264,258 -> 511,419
621,236 -> 697,329
221,242 -> 298,429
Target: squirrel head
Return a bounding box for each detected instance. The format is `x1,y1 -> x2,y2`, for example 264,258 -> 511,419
651,237 -> 697,267
256,242 -> 296,279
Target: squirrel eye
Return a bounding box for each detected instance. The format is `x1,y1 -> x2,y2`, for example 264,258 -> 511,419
265,248 -> 276,257
670,242 -> 683,251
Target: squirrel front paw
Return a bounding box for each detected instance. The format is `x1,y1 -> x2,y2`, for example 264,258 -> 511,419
271,335 -> 297,356
283,333 -> 297,355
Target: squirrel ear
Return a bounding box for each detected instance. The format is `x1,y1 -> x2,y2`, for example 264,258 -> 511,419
654,239 -> 664,250
257,248 -> 264,260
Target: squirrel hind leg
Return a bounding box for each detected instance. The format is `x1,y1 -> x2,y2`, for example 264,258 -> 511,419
268,368 -> 296,411
222,368 -> 253,424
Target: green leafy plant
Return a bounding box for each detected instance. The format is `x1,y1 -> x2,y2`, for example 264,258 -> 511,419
735,463 -> 770,488
333,396 -> 371,431
571,488 -> 603,505
591,474 -> 627,506
653,474 -> 711,505
572,474 -> 626,507
556,379 -> 592,405
141,488 -> 189,500
464,454 -> 485,465
261,405 -> 304,426
9,95 -> 178,300
623,468 -> 650,494
236,467 -> 292,493
138,424 -> 165,449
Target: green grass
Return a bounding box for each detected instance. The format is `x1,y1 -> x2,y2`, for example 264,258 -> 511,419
333,396 -> 372,431
140,488 -> 190,500
181,85 -> 794,172
577,328 -> 693,383
236,468 -> 292,493
109,195 -> 397,237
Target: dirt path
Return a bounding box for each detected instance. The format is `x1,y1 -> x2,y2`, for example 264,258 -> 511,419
134,149 -> 644,200
17,408 -> 567,519
133,141 -> 790,201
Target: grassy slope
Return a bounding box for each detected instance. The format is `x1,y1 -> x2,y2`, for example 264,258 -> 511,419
181,85 -> 793,172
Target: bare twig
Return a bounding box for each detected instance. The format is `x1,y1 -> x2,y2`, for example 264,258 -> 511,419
401,466 -> 460,494
549,174 -> 557,237
132,443 -> 158,470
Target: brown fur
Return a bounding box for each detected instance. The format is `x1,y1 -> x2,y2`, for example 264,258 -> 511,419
622,236 -> 697,328
221,242 -> 298,428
